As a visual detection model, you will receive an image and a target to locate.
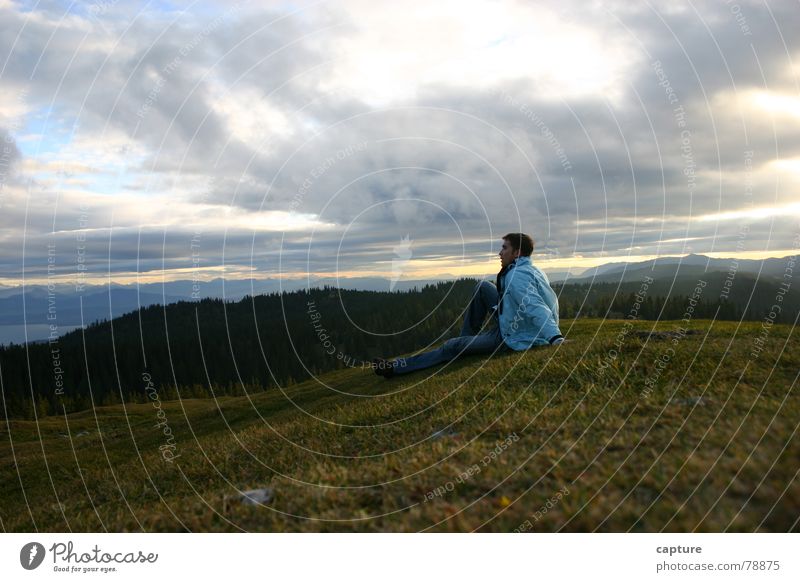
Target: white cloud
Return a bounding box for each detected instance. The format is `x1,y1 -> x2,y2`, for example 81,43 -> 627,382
320,0 -> 637,105
697,202 -> 800,223
208,80 -> 295,148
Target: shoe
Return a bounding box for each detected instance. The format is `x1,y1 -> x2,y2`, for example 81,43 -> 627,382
372,358 -> 395,379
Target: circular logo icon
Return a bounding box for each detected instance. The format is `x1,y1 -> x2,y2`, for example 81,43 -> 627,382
20,542 -> 46,570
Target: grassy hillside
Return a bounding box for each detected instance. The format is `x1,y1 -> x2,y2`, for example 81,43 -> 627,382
1,318 -> 797,532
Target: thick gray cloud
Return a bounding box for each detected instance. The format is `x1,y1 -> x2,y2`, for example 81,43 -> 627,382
1,0 -> 798,284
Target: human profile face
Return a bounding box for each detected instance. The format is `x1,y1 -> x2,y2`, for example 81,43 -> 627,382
499,238 -> 521,268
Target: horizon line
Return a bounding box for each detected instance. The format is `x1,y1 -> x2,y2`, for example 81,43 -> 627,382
0,248 -> 796,289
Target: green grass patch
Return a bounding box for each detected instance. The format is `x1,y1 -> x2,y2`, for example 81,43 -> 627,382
1,319 -> 797,532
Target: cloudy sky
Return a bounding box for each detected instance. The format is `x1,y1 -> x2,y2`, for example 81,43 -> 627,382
1,0 -> 799,288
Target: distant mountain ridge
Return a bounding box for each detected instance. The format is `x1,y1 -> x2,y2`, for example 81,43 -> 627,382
0,253 -> 793,345
2,252 -> 790,300
0,277 -> 462,345
574,253 -> 791,282
0,289 -> 185,328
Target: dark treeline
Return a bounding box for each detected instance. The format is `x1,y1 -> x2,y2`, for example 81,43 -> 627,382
0,281 -> 477,418
553,271 -> 798,322
2,272 -> 796,418
559,289 -> 742,319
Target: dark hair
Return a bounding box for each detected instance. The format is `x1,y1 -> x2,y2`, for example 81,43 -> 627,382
503,233 -> 534,257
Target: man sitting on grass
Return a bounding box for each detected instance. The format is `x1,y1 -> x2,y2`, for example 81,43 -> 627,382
373,232 -> 564,378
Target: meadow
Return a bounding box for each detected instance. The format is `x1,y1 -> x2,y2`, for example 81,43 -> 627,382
1,318 -> 797,532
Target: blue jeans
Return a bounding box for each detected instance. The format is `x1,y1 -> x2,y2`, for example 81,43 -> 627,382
394,281 -> 509,375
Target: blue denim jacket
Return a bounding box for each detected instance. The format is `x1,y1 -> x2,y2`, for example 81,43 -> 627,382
497,256 -> 562,350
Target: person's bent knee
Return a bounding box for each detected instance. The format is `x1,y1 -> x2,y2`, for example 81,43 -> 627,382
475,280 -> 496,302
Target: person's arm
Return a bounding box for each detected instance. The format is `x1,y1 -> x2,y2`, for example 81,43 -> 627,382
504,271 -> 562,342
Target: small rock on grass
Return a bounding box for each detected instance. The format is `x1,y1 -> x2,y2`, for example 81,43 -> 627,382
241,488 -> 275,505
225,487 -> 275,510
